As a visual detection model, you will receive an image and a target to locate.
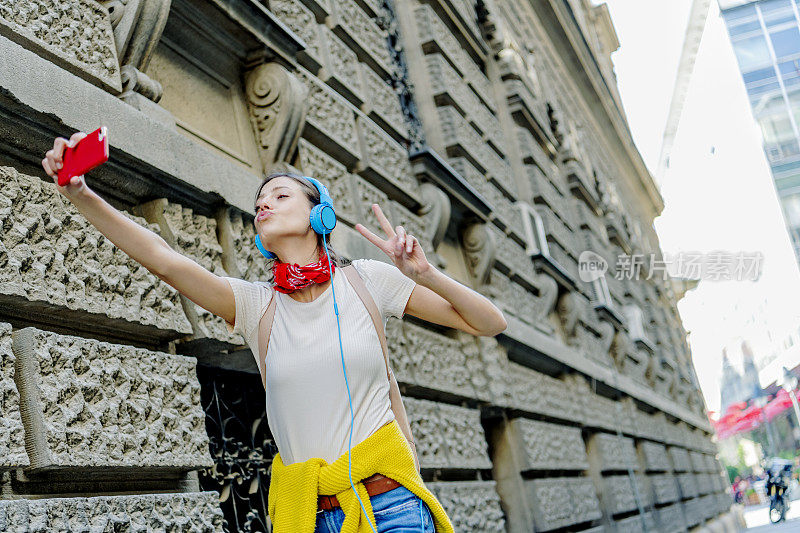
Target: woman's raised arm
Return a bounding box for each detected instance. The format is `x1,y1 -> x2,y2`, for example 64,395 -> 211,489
41,132 -> 236,326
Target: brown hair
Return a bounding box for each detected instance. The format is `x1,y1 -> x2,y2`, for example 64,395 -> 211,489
254,172 -> 351,279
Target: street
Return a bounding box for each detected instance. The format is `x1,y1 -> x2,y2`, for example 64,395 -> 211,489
744,502 -> 800,531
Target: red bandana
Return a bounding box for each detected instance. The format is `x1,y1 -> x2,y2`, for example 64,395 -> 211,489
272,249 -> 334,294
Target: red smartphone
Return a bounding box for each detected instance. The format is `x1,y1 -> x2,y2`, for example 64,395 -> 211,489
58,126 -> 109,186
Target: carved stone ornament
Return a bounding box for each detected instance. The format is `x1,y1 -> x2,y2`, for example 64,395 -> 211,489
609,329 -> 635,371
245,62 -> 309,172
533,271 -> 559,328
556,290 -> 579,345
100,0 -> 170,101
461,222 -> 496,286
419,182 -> 451,267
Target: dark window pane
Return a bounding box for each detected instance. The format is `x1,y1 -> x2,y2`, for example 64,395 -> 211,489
784,74 -> 800,86
744,66 -> 777,82
723,4 -> 756,21
731,20 -> 763,35
770,27 -> 800,58
765,13 -> 796,27
761,0 -> 793,12
780,59 -> 800,74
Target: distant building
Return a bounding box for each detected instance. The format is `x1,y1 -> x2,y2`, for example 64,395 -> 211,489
720,0 -> 800,266
720,340 -> 763,411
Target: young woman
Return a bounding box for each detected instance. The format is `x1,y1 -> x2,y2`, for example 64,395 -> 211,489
41,131 -> 507,533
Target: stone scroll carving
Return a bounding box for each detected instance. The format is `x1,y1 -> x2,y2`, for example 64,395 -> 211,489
418,182 -> 451,268
461,222 -> 496,286
100,0 -> 170,101
245,62 -> 309,173
556,290 -> 580,344
556,290 -> 615,366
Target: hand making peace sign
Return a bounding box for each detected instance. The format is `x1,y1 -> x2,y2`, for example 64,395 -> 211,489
355,203 -> 431,281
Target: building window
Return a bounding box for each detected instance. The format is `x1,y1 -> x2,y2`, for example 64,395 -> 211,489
770,27 -> 800,59
723,3 -> 756,22
745,65 -> 779,84
731,20 -> 765,36
761,0 -> 794,14
733,34 -> 773,71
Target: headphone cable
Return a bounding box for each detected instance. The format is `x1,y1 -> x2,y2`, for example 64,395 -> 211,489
322,233 -> 379,533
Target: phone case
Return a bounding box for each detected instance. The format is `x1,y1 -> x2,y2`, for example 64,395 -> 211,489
59,126 -> 109,186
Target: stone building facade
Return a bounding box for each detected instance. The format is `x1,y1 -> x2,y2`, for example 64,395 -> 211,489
0,0 -> 733,531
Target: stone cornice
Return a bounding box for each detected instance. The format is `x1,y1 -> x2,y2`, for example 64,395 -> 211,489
529,0 -> 664,217
501,313 -> 712,432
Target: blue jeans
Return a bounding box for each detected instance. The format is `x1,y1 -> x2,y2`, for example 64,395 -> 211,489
314,485 -> 436,533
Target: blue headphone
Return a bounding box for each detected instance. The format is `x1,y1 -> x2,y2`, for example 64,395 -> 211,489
254,175 -> 337,258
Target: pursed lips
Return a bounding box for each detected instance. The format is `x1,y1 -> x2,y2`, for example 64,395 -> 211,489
256,211 -> 274,222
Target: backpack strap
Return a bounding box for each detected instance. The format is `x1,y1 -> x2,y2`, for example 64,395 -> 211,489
255,263 -> 390,391
257,289 -> 278,391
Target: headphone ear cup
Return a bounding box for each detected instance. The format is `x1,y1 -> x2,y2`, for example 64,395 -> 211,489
310,204 -> 336,235
254,234 -> 276,259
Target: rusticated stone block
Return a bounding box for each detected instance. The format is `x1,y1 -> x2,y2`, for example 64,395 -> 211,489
717,492 -> 731,515
682,498 -> 702,526
427,481 -> 505,532
269,0 -> 325,72
690,450 -> 706,472
12,327 -> 212,472
0,0 -> 121,92
580,389 -> 634,435
696,473 -> 713,495
355,115 -> 420,202
638,441 -> 670,472
649,474 -> 680,504
586,432 -> 637,472
413,3 -> 494,110
392,321 -> 476,399
0,491 -> 223,531
326,0 -> 392,74
614,511 -> 655,532
632,409 -> 665,442
0,167 -> 191,341
657,502 -> 687,533
297,138 -> 360,225
698,493 -> 718,521
404,397 -> 491,469
134,199 -> 238,346
600,474 -> 649,515
677,473 -> 698,499
668,446 -> 691,472
0,322 -> 28,467
527,477 -> 602,530
295,67 -> 361,165
358,64 -> 406,139
509,418 -> 589,471
500,362 -> 584,423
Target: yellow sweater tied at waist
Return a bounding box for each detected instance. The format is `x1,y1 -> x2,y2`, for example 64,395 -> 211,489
268,419 -> 455,533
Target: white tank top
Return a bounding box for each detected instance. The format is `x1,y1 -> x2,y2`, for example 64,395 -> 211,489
223,258 -> 416,465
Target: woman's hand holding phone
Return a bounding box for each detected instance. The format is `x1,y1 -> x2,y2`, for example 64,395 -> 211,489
41,131 -> 90,199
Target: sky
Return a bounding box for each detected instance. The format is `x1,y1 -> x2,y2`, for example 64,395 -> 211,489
603,0 -> 800,414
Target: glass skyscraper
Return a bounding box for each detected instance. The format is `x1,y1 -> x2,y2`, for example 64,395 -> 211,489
720,0 -> 800,264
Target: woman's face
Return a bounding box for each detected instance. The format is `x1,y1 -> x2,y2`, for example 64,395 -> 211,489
254,176 -> 314,247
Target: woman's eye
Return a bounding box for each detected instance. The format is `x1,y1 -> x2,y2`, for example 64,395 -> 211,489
278,194 -> 288,199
